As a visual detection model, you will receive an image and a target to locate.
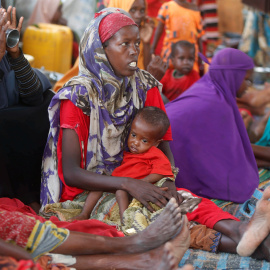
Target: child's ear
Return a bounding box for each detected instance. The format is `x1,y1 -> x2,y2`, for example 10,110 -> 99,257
155,139 -> 163,147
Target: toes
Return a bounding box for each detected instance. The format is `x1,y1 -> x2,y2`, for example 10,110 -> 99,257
262,186 -> 270,200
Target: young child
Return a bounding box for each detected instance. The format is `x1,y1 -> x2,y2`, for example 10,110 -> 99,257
72,106 -> 174,222
161,40 -> 200,102
151,0 -> 204,72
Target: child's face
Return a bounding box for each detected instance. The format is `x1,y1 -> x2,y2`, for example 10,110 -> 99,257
171,46 -> 195,75
104,25 -> 140,77
129,0 -> 146,27
127,117 -> 162,154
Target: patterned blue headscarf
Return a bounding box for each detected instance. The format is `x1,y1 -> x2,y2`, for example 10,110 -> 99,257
40,8 -> 161,207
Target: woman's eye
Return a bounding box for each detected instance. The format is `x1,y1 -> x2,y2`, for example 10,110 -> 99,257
131,133 -> 136,137
140,9 -> 145,14
130,8 -> 135,13
142,139 -> 148,143
136,41 -> 140,47
121,42 -> 128,46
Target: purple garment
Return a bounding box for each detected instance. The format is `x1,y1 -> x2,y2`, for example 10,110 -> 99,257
166,48 -> 258,203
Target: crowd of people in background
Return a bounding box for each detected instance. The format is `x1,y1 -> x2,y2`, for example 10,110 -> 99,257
2,0 -> 270,270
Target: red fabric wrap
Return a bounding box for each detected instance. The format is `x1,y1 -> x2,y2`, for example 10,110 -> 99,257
99,13 -> 138,43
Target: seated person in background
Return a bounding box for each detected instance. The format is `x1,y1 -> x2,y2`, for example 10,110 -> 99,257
72,107 -> 174,222
0,6 -> 52,212
161,40 -> 200,103
0,6 -> 49,108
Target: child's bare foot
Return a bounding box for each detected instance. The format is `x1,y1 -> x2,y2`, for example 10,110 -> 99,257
237,186 -> 270,257
69,212 -> 89,221
170,215 -> 190,264
133,198 -> 182,252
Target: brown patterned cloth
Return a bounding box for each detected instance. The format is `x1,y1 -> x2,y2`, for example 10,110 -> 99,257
189,223 -> 221,253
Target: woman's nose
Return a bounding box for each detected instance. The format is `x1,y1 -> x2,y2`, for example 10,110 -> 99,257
129,44 -> 138,56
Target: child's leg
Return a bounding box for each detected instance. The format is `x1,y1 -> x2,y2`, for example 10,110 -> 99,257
71,191 -> 103,220
212,187 -> 270,261
178,188 -> 270,258
116,189 -> 130,222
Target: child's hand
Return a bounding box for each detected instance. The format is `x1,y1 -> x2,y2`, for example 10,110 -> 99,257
147,54 -> 168,81
140,16 -> 154,44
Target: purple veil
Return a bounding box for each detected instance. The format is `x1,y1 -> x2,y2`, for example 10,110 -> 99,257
166,48 -> 259,203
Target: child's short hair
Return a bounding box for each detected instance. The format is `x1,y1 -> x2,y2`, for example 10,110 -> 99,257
135,106 -> 170,139
171,40 -> 195,58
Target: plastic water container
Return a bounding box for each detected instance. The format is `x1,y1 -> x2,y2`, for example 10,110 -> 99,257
22,23 -> 73,74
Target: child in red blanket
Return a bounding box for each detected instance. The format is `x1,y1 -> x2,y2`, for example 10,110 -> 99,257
72,106 -> 174,222
161,40 -> 200,102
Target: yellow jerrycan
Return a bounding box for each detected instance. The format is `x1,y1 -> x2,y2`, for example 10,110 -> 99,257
23,23 -> 73,74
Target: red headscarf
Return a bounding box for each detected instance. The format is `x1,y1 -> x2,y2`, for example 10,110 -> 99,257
98,12 -> 138,43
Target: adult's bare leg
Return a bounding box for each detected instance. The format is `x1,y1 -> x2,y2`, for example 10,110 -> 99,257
67,243 -> 178,270
53,198 -> 182,256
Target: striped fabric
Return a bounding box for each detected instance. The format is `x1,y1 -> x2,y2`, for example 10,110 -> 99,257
7,48 -> 41,97
26,220 -> 69,260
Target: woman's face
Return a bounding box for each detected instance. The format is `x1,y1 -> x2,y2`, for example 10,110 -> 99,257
237,69 -> 253,98
129,0 -> 146,27
104,25 -> 140,77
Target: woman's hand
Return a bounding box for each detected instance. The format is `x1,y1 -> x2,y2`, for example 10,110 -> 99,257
6,6 -> 23,58
162,180 -> 182,205
123,178 -> 172,212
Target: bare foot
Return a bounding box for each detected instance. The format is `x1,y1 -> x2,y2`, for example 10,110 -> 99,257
133,198 -> 182,253
170,215 -> 190,264
69,212 -> 90,221
178,265 -> 194,270
157,243 -> 178,270
237,186 -> 270,257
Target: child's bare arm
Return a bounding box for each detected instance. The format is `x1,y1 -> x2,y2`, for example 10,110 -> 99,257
141,174 -> 165,183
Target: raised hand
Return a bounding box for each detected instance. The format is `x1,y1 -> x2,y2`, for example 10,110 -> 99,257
6,6 -> 23,57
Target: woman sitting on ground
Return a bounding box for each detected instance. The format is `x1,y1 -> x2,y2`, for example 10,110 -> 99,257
41,7 -> 178,213
165,48 -> 259,203
40,11 -> 270,263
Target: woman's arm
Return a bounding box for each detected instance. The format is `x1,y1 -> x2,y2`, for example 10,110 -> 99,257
251,144 -> 270,168
158,141 -> 175,166
62,128 -> 172,211
157,141 -> 181,204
